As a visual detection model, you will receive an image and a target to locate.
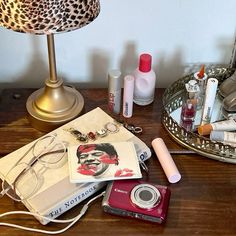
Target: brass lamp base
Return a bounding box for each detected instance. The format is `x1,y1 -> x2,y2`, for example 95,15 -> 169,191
26,78 -> 84,132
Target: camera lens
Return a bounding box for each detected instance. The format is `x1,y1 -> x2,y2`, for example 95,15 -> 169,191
130,184 -> 161,210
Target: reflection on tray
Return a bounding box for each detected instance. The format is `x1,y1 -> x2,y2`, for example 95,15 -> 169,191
162,66 -> 236,164
170,94 -> 224,129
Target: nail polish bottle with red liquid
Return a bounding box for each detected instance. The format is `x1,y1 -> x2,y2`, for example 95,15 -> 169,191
180,99 -> 196,131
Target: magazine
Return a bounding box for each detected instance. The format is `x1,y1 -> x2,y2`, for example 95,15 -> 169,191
68,142 -> 142,183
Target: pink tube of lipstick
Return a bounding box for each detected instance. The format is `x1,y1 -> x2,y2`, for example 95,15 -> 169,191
123,75 -> 135,118
152,138 -> 181,183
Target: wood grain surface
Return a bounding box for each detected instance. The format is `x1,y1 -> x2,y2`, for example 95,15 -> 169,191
0,88 -> 235,236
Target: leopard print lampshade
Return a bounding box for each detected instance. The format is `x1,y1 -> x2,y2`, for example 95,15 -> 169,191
0,0 -> 100,34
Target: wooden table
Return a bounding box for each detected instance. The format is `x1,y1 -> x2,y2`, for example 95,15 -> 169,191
0,88 -> 236,236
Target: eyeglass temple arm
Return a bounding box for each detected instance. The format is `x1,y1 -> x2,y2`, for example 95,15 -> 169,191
30,148 -> 67,167
0,188 -> 10,198
12,135 -> 57,168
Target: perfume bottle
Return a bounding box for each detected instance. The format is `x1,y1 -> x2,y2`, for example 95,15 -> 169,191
133,53 -> 156,106
193,65 -> 207,110
185,80 -> 199,99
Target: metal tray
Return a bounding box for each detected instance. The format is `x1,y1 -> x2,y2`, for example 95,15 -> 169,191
162,66 -> 236,163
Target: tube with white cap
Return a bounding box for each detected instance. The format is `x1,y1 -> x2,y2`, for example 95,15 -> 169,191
108,69 -> 122,114
123,75 -> 135,118
151,138 -> 181,183
210,130 -> 236,144
200,78 -> 218,125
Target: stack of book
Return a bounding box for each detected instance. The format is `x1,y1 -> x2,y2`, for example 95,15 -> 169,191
0,107 -> 151,224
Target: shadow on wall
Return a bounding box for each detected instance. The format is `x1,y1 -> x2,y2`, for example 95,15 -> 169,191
1,35 -> 234,90
217,34 -> 236,68
83,42 -> 138,88
119,41 -> 138,76
86,42 -> 188,88
155,48 -> 185,88
18,36 -> 48,88
0,39 -> 198,90
79,42 -> 187,88
1,36 -> 49,89
79,42 -> 138,88
70,48 -> 110,89
89,49 -> 110,87
120,43 -> 187,88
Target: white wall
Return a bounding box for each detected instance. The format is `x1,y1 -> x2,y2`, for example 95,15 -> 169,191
0,0 -> 236,89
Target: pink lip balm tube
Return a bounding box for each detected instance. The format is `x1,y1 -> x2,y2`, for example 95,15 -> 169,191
151,138 -> 181,183
123,75 -> 135,118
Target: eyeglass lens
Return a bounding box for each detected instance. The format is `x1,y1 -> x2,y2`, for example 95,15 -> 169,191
2,135 -> 66,201
33,135 -> 66,165
2,162 -> 38,201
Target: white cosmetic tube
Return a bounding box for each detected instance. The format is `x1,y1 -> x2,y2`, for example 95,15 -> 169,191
123,75 -> 135,118
210,130 -> 236,144
108,70 -> 122,114
201,78 -> 218,125
151,138 -> 181,183
198,119 -> 236,135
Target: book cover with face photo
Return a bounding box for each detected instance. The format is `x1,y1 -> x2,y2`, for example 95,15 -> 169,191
68,142 -> 142,183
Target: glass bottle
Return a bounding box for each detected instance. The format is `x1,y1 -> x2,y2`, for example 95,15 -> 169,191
133,54 -> 156,105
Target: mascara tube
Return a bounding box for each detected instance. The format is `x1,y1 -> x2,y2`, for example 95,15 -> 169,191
108,70 -> 122,114
201,78 -> 218,125
123,75 -> 135,118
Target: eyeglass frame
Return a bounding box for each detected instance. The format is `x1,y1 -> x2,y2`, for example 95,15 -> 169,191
0,134 -> 67,201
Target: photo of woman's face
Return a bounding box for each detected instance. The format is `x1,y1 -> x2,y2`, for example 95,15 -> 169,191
77,150 -> 110,176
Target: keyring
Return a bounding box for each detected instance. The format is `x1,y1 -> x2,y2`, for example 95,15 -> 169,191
134,126 -> 143,134
124,123 -> 143,134
104,122 -> 119,133
124,123 -> 135,132
66,122 -> 120,143
96,128 -> 108,137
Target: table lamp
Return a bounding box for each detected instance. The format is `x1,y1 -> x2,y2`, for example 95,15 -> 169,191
0,0 -> 100,132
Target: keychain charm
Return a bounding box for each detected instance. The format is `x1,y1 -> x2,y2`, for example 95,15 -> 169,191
96,129 -> 108,138
104,122 -> 119,133
123,123 -> 143,134
113,119 -> 143,134
66,119 -> 142,143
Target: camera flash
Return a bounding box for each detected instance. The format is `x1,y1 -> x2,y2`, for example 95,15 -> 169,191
152,138 -> 181,183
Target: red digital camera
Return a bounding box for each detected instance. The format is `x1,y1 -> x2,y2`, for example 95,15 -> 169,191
102,179 -> 171,223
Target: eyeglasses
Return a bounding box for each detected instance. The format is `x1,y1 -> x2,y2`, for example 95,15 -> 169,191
0,134 -> 67,202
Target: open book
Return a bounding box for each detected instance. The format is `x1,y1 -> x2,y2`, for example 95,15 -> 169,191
0,107 -> 151,224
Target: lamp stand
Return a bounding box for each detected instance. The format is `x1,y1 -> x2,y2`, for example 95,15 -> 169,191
26,34 -> 84,132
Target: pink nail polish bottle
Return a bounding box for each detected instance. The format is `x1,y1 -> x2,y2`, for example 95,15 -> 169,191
133,53 -> 156,106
